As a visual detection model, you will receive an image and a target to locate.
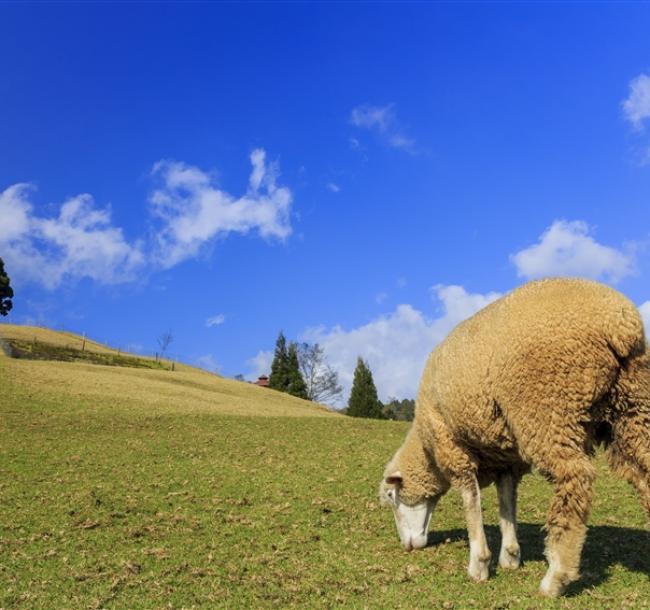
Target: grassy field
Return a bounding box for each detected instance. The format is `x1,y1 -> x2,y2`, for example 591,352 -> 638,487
1,333 -> 650,608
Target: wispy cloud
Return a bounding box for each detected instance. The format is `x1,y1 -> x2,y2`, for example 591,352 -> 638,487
510,220 -> 635,283
348,137 -> 362,150
327,182 -> 341,193
195,353 -> 221,373
349,104 -> 416,153
206,313 -> 226,327
622,73 -> 650,130
0,149 -> 293,289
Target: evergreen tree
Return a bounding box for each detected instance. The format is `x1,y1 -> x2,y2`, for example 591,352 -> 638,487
0,257 -> 13,317
286,342 -> 308,399
268,331 -> 289,391
347,357 -> 384,419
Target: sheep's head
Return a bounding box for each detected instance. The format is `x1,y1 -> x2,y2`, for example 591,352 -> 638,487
379,438 -> 449,551
379,471 -> 440,551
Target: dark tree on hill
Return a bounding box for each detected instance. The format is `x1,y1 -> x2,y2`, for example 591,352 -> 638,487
157,329 -> 173,358
0,257 -> 13,317
347,357 -> 384,419
269,331 -> 290,391
298,342 -> 343,405
286,342 -> 308,399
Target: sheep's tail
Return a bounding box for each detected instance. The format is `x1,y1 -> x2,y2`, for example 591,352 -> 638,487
605,302 -> 646,362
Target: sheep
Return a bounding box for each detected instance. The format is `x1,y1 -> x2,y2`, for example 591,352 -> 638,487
380,277 -> 650,596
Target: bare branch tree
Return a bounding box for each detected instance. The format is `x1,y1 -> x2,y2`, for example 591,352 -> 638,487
298,342 -> 343,405
157,329 -> 173,358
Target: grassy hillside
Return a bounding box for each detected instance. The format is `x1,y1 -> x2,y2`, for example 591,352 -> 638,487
0,324 -> 335,418
0,323 -> 193,373
1,328 -> 650,608
0,323 -> 130,355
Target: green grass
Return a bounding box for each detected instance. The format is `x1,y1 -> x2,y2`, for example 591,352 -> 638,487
1,354 -> 650,608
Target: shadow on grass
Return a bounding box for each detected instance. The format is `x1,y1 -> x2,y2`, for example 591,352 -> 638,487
427,522 -> 650,595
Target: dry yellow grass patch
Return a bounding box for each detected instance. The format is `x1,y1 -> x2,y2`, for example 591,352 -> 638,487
0,323 -> 119,354
0,325 -> 337,418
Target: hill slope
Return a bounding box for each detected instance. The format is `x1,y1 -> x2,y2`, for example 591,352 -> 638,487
0,324 -> 335,418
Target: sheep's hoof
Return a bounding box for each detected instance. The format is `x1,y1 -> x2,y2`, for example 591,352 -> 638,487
467,560 -> 490,583
499,545 -> 521,570
539,574 -> 565,597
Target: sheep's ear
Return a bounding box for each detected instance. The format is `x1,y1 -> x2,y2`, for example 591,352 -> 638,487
385,471 -> 403,486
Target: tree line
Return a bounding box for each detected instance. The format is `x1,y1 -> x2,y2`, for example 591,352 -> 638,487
266,331 -> 414,420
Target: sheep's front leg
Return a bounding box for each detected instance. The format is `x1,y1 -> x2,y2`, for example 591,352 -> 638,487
461,477 -> 491,582
496,471 -> 521,570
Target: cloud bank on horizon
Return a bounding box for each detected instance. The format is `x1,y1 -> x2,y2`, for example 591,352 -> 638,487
0,149 -> 291,289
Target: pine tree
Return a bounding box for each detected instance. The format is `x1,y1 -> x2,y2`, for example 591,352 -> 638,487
347,357 -> 384,419
268,331 -> 289,391
286,342 -> 308,399
0,257 -> 13,317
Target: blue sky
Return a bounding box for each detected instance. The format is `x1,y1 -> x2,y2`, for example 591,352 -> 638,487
2,3 -> 650,403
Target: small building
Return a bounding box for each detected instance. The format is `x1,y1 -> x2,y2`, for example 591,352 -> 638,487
254,375 -> 270,387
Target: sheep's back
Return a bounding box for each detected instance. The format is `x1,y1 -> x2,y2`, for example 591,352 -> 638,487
418,278 -> 646,449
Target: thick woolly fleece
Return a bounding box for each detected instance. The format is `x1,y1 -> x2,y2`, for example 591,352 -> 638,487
387,278 -> 650,586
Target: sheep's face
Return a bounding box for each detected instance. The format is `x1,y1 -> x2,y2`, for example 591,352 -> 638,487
379,472 -> 439,551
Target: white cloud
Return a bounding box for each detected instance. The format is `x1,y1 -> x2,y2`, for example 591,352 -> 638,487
510,220 -> 634,283
248,285 -> 500,404
248,349 -> 273,380
150,149 -> 293,268
349,104 -> 416,153
0,184 -> 144,289
623,73 -> 650,130
1,148 -> 293,289
195,353 -> 221,373
206,313 -> 226,327
375,291 -> 388,304
327,182 -> 341,193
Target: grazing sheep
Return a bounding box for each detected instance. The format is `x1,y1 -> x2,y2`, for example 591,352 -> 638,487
380,278 -> 650,596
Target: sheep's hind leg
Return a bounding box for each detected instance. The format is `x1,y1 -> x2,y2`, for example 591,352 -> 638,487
539,455 -> 595,597
496,471 -> 521,570
607,355 -> 650,519
461,476 -> 491,582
